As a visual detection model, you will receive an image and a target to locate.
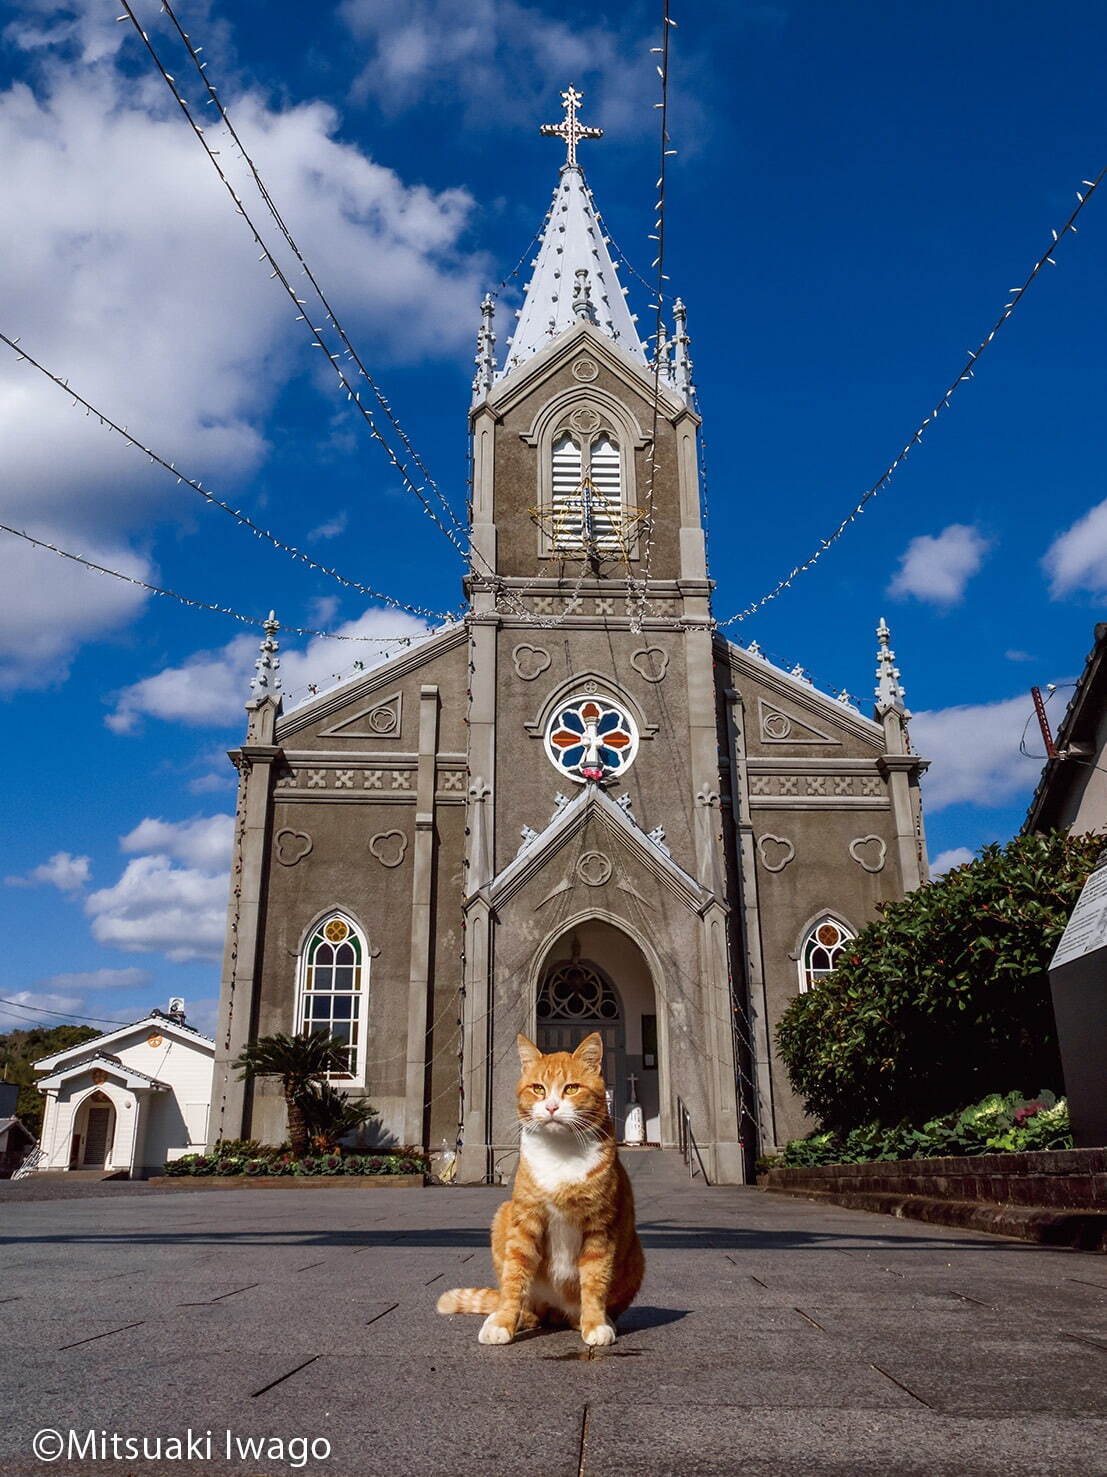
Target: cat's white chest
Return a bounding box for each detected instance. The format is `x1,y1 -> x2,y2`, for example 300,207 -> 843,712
521,1131 -> 602,1194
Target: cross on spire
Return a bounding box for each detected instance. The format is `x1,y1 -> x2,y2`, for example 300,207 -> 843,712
540,86 -> 602,168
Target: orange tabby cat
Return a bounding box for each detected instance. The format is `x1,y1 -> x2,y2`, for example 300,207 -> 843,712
437,1031 -> 644,1346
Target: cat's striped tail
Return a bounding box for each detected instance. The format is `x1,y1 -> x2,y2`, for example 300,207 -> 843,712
436,1287 -> 498,1315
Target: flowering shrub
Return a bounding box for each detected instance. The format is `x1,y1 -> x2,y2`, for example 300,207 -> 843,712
778,1090 -> 1073,1167
162,1149 -> 427,1177
777,832 -> 1101,1130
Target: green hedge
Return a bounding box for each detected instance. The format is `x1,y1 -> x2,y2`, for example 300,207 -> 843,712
776,831 -> 1101,1131
776,1090 -> 1072,1168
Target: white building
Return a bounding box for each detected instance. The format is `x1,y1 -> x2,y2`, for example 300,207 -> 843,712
33,1009 -> 214,1178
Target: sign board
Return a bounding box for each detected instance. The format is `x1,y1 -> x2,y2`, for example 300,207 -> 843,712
1050,861 -> 1107,970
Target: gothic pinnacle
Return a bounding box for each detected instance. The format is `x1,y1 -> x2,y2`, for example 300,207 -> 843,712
874,616 -> 906,714
249,610 -> 282,700
471,294 -> 496,402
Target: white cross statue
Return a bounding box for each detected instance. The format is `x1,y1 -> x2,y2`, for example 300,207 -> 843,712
540,86 -> 603,168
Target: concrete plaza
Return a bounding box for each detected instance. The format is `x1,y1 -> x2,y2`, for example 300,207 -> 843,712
1,1154 -> 1105,1476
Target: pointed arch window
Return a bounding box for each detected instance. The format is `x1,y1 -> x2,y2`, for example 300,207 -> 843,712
539,408 -> 635,557
297,914 -> 369,1078
798,917 -> 855,993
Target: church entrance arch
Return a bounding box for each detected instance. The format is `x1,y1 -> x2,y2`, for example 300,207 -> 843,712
534,919 -> 662,1144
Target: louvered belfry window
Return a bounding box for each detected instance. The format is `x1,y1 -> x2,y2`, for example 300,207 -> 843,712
549,422 -> 622,553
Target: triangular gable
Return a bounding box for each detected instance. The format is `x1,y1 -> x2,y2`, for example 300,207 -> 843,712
33,1015 -> 214,1072
723,638 -> 884,749
482,786 -> 710,915
318,691 -> 403,741
757,697 -> 839,747
36,1053 -> 171,1092
488,321 -> 690,424
276,622 -> 465,742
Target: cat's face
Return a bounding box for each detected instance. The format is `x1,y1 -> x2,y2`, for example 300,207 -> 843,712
515,1032 -> 607,1132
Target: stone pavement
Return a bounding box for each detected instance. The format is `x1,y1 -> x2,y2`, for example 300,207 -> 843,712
1,1152 -> 1105,1476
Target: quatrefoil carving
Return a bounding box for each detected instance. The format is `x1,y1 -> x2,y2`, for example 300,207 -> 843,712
849,835 -> 887,873
757,834 -> 795,873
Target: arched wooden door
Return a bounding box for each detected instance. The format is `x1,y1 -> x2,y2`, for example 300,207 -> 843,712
81,1092 -> 116,1168
536,955 -> 627,1136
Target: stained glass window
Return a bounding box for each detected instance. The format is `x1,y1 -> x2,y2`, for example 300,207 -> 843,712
543,694 -> 639,782
799,917 -> 854,993
299,914 -> 367,1075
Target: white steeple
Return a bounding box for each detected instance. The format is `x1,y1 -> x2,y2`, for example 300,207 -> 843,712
501,87 -> 645,376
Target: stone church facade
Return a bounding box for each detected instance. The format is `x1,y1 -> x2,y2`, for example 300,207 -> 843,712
210,100 -> 928,1183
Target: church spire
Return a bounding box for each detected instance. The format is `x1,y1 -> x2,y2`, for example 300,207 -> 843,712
502,87 -> 645,375
249,611 -> 282,702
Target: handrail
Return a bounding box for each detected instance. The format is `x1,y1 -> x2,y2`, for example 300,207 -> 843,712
675,1096 -> 709,1183
12,1145 -> 45,1180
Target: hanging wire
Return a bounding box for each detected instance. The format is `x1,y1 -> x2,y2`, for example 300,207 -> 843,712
717,166 -> 1107,626
116,1 -> 470,561
0,520 -> 448,643
155,0 -> 467,547
0,332 -> 454,624
628,0 -> 676,632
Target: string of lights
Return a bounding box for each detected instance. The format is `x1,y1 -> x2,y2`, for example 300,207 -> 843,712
628,1 -> 676,633
155,0 -> 467,546
0,331 -> 454,625
717,165 -> 1107,626
117,2 -> 470,563
0,520 -> 446,644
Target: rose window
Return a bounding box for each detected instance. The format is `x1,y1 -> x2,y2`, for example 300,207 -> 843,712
543,694 -> 639,782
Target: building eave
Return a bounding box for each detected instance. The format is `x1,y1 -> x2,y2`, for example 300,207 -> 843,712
33,1015 -> 215,1072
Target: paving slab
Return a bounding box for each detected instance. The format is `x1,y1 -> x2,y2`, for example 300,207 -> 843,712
1,1163 -> 1105,1475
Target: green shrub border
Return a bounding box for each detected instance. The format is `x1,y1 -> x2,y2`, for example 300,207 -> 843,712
163,1150 -> 428,1178
769,1090 -> 1072,1169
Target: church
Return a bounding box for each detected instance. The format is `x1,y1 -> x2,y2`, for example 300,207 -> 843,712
210,91 -> 929,1184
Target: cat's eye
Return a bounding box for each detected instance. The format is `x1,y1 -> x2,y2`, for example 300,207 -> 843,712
530,1084 -> 545,1096
563,1084 -> 580,1095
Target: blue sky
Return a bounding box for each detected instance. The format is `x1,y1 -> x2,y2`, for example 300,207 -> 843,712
1,0 -> 1105,1037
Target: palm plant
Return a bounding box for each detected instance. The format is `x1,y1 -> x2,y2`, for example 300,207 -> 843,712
299,1080 -> 379,1151
232,1031 -> 349,1157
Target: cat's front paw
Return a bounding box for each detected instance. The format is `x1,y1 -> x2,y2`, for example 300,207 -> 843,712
581,1321 -> 616,1347
478,1314 -> 514,1345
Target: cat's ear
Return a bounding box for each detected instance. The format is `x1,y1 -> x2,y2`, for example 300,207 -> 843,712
517,1034 -> 542,1072
572,1032 -> 604,1073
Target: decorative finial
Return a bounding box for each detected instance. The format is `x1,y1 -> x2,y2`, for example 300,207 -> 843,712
571,268 -> 596,322
875,616 -> 907,714
540,85 -> 602,169
672,298 -> 695,398
472,294 -> 496,401
249,610 -> 282,700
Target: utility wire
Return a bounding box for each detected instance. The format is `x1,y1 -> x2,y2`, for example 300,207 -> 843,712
117,1 -> 469,562
156,0 -> 466,546
717,166 -> 1107,626
0,332 -> 453,624
0,995 -> 133,1028
0,520 -> 448,643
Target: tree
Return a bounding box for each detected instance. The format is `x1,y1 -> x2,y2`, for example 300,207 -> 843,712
776,831 -> 1103,1132
0,1024 -> 99,1139
232,1031 -> 350,1156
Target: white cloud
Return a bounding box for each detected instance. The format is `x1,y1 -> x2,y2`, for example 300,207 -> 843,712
888,524 -> 990,606
929,847 -> 974,879
309,513 -> 349,542
189,771 -> 234,796
107,606 -> 435,732
85,855 -> 228,963
1043,498 -> 1107,598
121,815 -> 234,872
35,967 -> 152,992
912,693 -> 1039,812
0,16 -> 484,691
340,0 -> 649,129
0,527 -> 151,692
1005,649 -> 1035,663
5,850 -> 91,892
